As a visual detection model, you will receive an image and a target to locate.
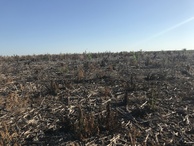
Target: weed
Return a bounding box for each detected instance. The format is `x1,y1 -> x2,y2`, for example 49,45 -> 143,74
124,91 -> 130,108
103,86 -> 111,97
105,103 -> 120,132
125,73 -> 136,92
128,126 -> 141,146
44,80 -> 59,96
0,122 -> 20,145
129,52 -> 139,66
77,67 -> 84,81
70,104 -> 120,140
87,53 -> 92,60
147,88 -> 158,110
145,56 -> 151,66
83,51 -> 92,60
72,106 -> 99,140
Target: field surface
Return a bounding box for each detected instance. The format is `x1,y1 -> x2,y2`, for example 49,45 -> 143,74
0,51 -> 194,145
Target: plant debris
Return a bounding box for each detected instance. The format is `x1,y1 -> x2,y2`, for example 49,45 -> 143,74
0,50 -> 194,145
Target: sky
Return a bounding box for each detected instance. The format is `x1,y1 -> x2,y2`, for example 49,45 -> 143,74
0,0 -> 194,56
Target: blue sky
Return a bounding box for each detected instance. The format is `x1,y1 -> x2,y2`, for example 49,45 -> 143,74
0,0 -> 194,55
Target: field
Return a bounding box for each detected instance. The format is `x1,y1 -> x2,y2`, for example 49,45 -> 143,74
0,50 -> 194,145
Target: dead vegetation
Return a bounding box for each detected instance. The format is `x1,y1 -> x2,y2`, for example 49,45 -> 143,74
0,50 -> 194,145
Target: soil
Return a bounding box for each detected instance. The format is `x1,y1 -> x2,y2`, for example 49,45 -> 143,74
0,50 -> 194,145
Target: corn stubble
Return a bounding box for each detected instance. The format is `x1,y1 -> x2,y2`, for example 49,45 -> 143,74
1,51 -> 194,145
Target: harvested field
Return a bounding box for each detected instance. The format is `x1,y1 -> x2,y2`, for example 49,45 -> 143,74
0,50 -> 194,145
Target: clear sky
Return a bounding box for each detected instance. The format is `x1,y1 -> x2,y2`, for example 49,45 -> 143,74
0,0 -> 194,55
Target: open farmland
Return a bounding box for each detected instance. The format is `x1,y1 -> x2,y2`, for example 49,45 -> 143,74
0,50 -> 194,145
